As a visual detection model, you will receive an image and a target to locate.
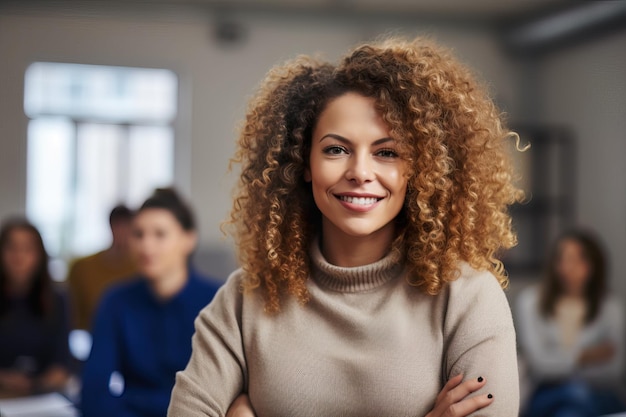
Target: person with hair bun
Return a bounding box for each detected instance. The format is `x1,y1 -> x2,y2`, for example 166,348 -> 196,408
81,188 -> 222,417
169,37 -> 522,417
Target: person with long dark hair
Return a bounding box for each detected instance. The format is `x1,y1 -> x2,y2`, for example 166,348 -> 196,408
0,218 -> 70,396
81,188 -> 222,417
517,230 -> 625,416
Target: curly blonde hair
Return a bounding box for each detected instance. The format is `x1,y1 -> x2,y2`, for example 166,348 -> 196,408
226,37 -> 524,313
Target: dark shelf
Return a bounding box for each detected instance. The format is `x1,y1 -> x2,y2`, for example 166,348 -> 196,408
503,125 -> 576,277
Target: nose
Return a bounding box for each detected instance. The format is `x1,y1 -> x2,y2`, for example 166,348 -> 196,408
345,153 -> 375,184
131,234 -> 151,254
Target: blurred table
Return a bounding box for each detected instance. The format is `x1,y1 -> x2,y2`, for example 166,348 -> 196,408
0,392 -> 78,417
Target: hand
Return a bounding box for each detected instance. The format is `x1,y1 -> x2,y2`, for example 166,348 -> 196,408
226,393 -> 256,417
425,374 -> 493,417
578,342 -> 616,366
36,365 -> 69,393
0,370 -> 34,396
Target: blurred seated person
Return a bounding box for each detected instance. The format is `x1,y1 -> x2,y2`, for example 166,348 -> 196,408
67,204 -> 136,331
0,218 -> 70,397
81,188 -> 222,417
516,229 -> 625,417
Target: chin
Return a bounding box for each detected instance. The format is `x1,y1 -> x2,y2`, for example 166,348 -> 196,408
138,267 -> 160,280
340,221 -> 393,238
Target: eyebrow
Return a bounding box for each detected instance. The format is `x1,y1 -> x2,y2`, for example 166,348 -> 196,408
319,133 -> 394,146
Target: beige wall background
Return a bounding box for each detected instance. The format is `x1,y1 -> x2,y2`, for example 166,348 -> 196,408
0,8 -> 624,292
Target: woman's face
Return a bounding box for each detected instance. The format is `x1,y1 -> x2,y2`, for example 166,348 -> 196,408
2,228 -> 41,288
130,208 -> 196,281
555,238 -> 591,295
306,92 -> 408,243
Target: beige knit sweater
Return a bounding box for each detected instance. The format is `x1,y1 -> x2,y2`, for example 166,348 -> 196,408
168,243 -> 519,416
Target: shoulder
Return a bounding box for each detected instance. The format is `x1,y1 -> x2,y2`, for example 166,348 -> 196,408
98,277 -> 145,309
443,263 -> 514,331
598,294 -> 623,321
198,269 -> 248,314
446,262 -> 508,301
212,268 -> 246,303
194,268 -> 248,329
69,251 -> 104,269
188,269 -> 225,294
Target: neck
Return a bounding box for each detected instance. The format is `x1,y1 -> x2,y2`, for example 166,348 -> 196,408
561,285 -> 586,299
148,266 -> 188,301
5,274 -> 34,297
321,223 -> 395,267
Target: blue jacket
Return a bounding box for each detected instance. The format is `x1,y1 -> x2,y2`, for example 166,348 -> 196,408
81,269 -> 221,417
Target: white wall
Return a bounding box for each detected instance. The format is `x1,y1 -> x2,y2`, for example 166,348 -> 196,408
0,8 -> 518,277
537,30 -> 626,294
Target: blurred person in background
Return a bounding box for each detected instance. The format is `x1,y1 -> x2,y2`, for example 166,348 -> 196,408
67,204 -> 136,331
516,229 -> 625,417
81,188 -> 222,417
0,218 -> 71,397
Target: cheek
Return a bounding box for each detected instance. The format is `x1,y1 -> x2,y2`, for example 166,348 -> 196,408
577,263 -> 592,281
384,167 -> 408,195
310,167 -> 336,195
25,252 -> 39,268
162,236 -> 189,259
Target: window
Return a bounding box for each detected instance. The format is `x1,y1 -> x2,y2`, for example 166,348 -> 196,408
24,62 -> 177,278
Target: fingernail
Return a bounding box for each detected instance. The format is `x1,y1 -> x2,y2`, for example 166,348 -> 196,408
488,393 -> 493,399
477,376 -> 483,383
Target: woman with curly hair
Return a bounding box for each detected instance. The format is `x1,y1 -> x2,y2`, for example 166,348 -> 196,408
169,37 -> 523,417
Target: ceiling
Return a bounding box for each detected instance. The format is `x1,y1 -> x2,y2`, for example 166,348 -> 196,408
0,0 -> 577,21
2,0 -> 625,54
134,0 -> 577,23
192,0 -> 573,20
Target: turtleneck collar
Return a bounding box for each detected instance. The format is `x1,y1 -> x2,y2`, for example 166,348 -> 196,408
309,236 -> 405,293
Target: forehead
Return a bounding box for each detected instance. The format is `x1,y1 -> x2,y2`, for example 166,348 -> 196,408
3,228 -> 39,251
558,239 -> 585,256
134,208 -> 178,226
314,92 -> 389,138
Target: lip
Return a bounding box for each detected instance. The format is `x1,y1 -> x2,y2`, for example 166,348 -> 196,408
334,193 -> 384,213
137,255 -> 156,265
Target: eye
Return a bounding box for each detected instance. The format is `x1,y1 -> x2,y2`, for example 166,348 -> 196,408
376,148 -> 399,158
322,145 -> 348,155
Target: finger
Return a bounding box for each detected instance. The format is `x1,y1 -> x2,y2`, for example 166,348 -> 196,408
443,376 -> 487,405
431,376 -> 487,416
435,374 -> 464,403
441,393 -> 494,417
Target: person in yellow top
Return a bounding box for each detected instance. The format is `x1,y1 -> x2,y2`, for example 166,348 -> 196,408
67,205 -> 136,331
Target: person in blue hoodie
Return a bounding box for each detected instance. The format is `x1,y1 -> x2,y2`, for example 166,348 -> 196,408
81,188 -> 222,417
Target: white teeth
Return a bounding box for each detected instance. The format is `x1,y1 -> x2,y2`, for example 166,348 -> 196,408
339,196 -> 379,205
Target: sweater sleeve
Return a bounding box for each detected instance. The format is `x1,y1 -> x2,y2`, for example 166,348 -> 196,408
514,286 -> 578,381
168,271 -> 248,417
80,290 -> 136,417
579,298 -> 625,385
443,266 -> 519,417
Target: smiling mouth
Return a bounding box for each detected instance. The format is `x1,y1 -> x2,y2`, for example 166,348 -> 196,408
337,195 -> 383,206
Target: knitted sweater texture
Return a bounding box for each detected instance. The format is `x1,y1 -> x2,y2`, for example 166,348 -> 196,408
168,243 -> 519,416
